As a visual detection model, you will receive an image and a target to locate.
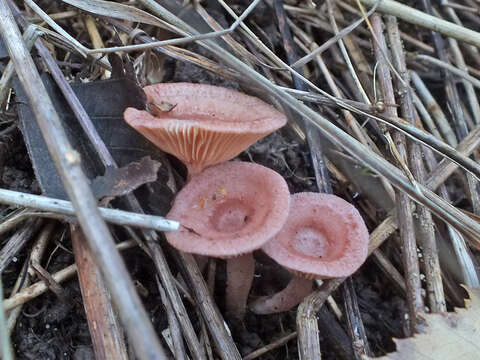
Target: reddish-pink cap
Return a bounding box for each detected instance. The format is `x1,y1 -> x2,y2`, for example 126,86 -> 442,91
124,83 -> 287,175
166,161 -> 290,258
262,192 -> 369,279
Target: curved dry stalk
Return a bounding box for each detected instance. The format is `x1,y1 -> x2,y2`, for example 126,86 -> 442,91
387,15 -> 446,313
71,227 -> 129,360
371,13 -> 423,334
0,24 -> 41,106
4,240 -> 136,312
359,0 -> 480,48
0,188 -> 179,231
0,277 -> 14,360
416,54 -> 480,90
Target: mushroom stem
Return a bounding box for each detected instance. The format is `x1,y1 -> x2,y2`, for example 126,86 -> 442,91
186,163 -> 205,181
225,253 -> 255,320
249,276 -> 313,315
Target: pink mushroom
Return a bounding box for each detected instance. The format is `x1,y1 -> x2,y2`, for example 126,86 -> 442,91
166,161 -> 290,319
250,192 -> 369,315
124,83 -> 287,177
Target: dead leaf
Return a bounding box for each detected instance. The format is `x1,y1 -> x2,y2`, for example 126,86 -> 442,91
91,156 -> 161,200
367,287 -> 480,360
147,101 -> 177,116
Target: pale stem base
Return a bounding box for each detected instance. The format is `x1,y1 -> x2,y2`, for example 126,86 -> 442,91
249,276 -> 313,315
225,253 -> 255,319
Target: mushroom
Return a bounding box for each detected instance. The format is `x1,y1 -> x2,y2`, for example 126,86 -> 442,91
166,161 -> 290,319
124,83 -> 287,177
250,192 -> 369,315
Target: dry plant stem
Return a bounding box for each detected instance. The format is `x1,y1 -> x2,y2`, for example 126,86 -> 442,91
297,278 -> 342,360
290,2 -> 378,69
0,218 -> 43,272
0,24 -> 40,106
243,332 -> 297,360
81,0 -> 263,55
104,19 -> 242,84
0,277 -> 13,360
0,3 -> 167,359
422,1 -> 480,217
274,0 -> 331,194
446,40 -> 480,124
342,277 -> 372,357
7,222 -> 53,335
290,22 -> 395,200
326,0 -> 370,105
442,1 -> 480,91
0,188 -> 179,231
426,125 -> 480,190
366,120 -> 480,287
225,254 -> 254,320
386,15 -> 446,313
174,252 -> 242,360
83,15 -> 110,79
359,0 -> 480,48
419,117 -> 480,287
27,10 -> 78,23
157,279 -> 186,360
420,0 -> 465,140
415,54 -> 480,91
411,91 -> 444,141
445,39 -> 480,215
4,240 -> 136,312
6,261 -> 28,335
194,4 -> 254,68
144,238 -> 207,360
371,250 -> 406,294
410,71 -> 457,146
71,226 -> 129,360
371,13 -> 423,333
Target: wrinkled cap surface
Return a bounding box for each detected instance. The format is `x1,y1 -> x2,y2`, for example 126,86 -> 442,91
166,161 -> 290,258
124,82 -> 287,175
263,192 -> 369,279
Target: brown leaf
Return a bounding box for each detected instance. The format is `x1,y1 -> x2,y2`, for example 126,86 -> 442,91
91,156 -> 161,200
368,287 -> 480,359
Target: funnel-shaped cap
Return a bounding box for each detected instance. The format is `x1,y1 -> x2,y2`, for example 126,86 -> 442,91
263,193 -> 369,279
166,161 -> 290,258
124,83 -> 287,176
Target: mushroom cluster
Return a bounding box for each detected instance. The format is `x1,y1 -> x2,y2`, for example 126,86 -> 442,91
124,82 -> 369,319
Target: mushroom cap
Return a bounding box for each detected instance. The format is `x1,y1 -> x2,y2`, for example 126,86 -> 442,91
262,192 -> 369,279
166,161 -> 290,258
124,83 -> 287,175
